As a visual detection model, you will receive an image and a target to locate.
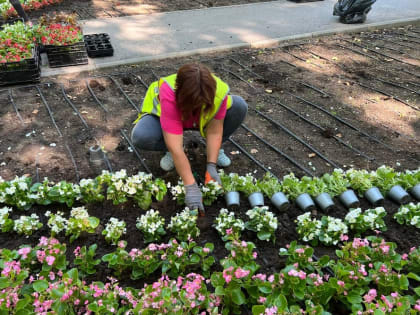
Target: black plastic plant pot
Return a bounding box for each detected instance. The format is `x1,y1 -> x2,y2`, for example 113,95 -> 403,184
270,192 -> 290,212
339,189 -> 360,209
296,193 -> 316,211
364,187 -> 384,206
248,192 -> 264,208
314,192 -> 335,212
0,46 -> 40,86
225,191 -> 240,208
410,184 -> 420,201
388,185 -> 410,205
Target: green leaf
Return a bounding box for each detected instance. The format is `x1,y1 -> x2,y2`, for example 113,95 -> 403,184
257,231 -> 271,241
0,278 -> 10,289
347,291 -> 362,304
274,294 -> 288,311
231,288 -> 246,305
33,280 -> 49,292
215,286 -> 225,296
252,305 -> 266,315
88,217 -> 100,228
407,272 -> 420,281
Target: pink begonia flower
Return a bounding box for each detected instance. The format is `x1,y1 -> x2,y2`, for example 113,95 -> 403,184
118,241 -> 125,248
391,292 -> 398,298
265,306 -> 277,315
258,296 -> 266,303
45,256 -> 55,266
402,253 -> 408,260
203,247 -> 210,253
288,269 -> 299,277
298,271 -> 306,280
39,237 -> 49,246
234,268 -> 250,279
363,289 -> 377,303
340,234 -> 349,241
231,250 -> 236,257
226,228 -> 232,235
18,247 -> 31,259
73,247 -> 81,257
415,304 -> 420,311
337,281 -> 345,287
253,252 -> 258,259
223,274 -> 232,283
268,275 -> 274,283
295,248 -> 305,254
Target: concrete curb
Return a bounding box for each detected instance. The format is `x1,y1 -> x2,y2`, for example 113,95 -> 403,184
41,16 -> 420,78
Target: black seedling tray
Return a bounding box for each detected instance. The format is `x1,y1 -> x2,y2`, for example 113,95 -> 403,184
45,41 -> 88,68
0,45 -> 40,86
84,33 -> 114,58
0,17 -> 24,28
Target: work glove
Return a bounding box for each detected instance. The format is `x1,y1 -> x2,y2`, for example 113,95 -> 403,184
205,162 -> 222,185
185,182 -> 205,215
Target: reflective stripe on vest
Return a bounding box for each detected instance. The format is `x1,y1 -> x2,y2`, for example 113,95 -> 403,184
135,73 -> 232,137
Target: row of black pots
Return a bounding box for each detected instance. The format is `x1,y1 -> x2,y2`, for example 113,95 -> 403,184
224,183 -> 420,212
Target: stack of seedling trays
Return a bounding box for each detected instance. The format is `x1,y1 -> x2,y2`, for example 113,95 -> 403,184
84,33 -> 114,58
45,41 -> 88,68
0,46 -> 40,86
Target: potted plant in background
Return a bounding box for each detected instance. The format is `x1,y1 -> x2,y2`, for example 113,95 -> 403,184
398,168 -> 420,201
238,174 -> 264,207
307,177 -> 335,212
258,173 -> 290,211
346,169 -> 384,206
321,169 -> 360,209
375,166 -> 410,205
219,170 -> 241,209
281,174 -> 315,211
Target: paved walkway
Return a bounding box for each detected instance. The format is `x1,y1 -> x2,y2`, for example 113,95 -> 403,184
41,0 -> 420,77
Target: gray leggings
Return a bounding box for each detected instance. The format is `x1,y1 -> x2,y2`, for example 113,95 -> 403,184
131,95 -> 248,151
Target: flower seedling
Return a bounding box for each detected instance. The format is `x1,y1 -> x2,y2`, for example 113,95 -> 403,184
102,217 -> 126,245
136,209 -> 166,243
245,206 -> 278,242
168,208 -> 200,241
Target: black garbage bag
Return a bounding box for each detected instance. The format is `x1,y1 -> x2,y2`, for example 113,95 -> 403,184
333,0 -> 376,24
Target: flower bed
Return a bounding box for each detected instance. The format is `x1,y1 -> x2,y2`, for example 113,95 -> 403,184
0,20 -> 40,85
0,0 -> 63,20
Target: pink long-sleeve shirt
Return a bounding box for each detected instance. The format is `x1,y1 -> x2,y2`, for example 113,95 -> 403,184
159,81 -> 227,135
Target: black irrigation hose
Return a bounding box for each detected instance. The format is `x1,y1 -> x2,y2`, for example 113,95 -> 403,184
227,137 -> 275,177
35,86 -> 63,137
402,69 -> 420,79
85,80 -> 109,113
65,143 -> 80,182
151,70 -> 160,81
107,75 -> 140,113
222,66 -> 256,90
241,124 -> 314,176
252,108 -> 340,168
102,151 -> 113,173
271,97 -> 375,161
300,82 -> 330,98
374,77 -> 420,96
229,57 -> 264,79
120,129 -> 152,175
282,49 -> 324,69
312,254 -> 335,277
408,81 -> 420,88
342,39 -> 418,68
8,89 -> 24,124
287,93 -> 397,152
394,32 -> 420,43
356,82 -> 419,112
335,43 -> 378,60
60,84 -> 90,130
133,74 -> 149,89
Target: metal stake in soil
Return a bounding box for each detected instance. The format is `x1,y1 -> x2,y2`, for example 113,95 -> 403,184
241,124 -> 314,176
120,129 -> 152,175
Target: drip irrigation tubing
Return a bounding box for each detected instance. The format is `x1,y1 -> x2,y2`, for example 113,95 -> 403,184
229,57 -> 264,79
106,75 -> 140,113
222,66 -> 256,90
356,82 -> 419,111
251,107 -> 340,168
282,49 -> 323,69
60,84 -> 90,130
240,124 -> 314,176
408,81 -> 420,88
335,43 -> 378,60
299,82 -> 330,98
35,86 -> 62,137
342,39 -> 418,67
65,143 -> 80,182
227,137 -> 275,177
374,78 -> 420,96
287,93 -> 398,153
394,32 -> 420,42
402,69 -> 420,79
120,129 -> 152,175
85,80 -> 108,113
102,151 -> 113,173
270,97 -> 375,162
8,89 -> 24,124
133,74 -> 149,89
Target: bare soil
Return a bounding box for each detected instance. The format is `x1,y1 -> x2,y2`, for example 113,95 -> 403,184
0,25 -> 419,302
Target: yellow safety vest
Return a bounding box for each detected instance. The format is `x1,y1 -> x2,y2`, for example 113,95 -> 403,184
135,73 -> 232,137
